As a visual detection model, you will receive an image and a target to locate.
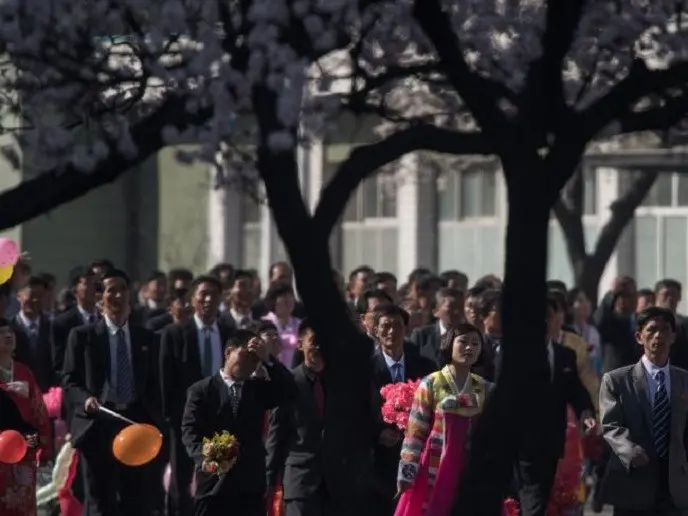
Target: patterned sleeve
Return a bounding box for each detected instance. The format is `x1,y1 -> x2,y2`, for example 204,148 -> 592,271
398,374 -> 435,484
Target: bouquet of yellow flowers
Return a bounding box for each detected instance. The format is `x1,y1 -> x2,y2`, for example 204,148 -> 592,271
201,431 -> 240,476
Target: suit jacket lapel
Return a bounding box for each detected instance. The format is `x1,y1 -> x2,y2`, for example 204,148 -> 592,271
94,321 -> 111,383
294,365 -> 319,423
373,350 -> 393,385
631,361 -> 654,437
183,321 -> 201,376
128,326 -> 149,395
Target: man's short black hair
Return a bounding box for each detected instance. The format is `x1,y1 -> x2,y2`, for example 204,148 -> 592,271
637,307 -> 676,333
169,268 -> 194,283
654,279 -> 682,295
355,289 -> 393,315
89,259 -> 114,273
68,266 -> 95,289
224,329 -> 256,352
255,320 -> 278,334
146,270 -> 167,283
372,303 -> 409,328
191,275 -> 222,294
232,269 -> 254,284
101,269 -> 131,287
22,275 -> 48,290
167,288 -> 189,304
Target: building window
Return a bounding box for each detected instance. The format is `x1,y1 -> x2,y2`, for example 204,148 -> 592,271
640,172 -> 688,208
344,176 -> 397,221
438,168 -> 497,221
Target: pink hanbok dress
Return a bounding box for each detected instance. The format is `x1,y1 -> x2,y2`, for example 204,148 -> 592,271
395,368 -> 490,516
262,313 -> 301,367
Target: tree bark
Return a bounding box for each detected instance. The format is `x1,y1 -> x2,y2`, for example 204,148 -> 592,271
452,155 -> 552,515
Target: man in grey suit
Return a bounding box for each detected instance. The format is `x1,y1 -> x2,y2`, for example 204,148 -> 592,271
599,306 -> 688,515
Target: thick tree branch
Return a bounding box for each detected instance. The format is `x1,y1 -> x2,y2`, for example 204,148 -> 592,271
412,0 -> 512,147
526,0 -> 587,129
0,98 -> 210,231
591,169 -> 658,268
553,169 -> 587,269
581,60 -> 688,141
312,126 -> 493,238
616,88 -> 688,135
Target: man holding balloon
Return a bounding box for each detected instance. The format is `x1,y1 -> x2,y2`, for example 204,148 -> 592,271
63,268 -> 162,516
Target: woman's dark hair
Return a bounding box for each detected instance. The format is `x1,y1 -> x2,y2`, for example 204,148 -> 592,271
264,282 -> 295,313
637,307 -> 676,333
438,323 -> 481,366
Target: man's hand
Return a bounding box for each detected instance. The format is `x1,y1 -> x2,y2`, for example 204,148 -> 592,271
248,337 -> 269,362
84,397 -> 100,414
580,410 -> 597,433
631,450 -> 650,468
378,428 -> 401,447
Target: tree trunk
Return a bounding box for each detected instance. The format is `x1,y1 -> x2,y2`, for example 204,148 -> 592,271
452,157 -> 552,514
574,255 -> 608,308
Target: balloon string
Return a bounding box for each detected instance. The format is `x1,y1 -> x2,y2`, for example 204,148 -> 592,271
98,406 -> 136,426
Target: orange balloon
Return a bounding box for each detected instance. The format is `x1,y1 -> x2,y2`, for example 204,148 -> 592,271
0,430 -> 28,464
112,423 -> 163,467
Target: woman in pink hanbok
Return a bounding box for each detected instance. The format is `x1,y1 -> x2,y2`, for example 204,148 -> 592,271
261,282 -> 301,367
394,323 -> 492,516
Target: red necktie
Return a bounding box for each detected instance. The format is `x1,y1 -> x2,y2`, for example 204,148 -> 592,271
313,377 -> 325,419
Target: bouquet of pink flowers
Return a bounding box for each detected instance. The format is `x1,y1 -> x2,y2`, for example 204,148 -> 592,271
380,379 -> 421,432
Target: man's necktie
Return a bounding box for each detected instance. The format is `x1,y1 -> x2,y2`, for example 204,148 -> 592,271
28,322 -> 38,351
313,376 -> 325,419
392,363 -> 403,383
653,370 -> 671,458
115,329 -> 134,404
229,383 -> 241,415
88,314 -> 96,324
238,318 -> 249,329
203,328 -> 214,377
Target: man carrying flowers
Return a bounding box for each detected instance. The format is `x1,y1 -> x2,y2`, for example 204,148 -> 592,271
181,329 -> 297,516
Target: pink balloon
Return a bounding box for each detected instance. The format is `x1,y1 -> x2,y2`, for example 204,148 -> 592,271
0,238 -> 19,267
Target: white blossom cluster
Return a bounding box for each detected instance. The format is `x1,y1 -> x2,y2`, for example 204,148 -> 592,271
0,0 -> 685,175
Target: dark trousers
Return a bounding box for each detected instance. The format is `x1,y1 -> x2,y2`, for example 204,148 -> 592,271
194,493 -> 264,516
167,426 -> 194,516
285,484 -> 329,516
516,456 -> 559,516
613,458 -> 676,516
79,406 -> 152,516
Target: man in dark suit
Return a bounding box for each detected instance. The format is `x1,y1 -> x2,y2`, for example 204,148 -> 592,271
62,268 -> 161,516
515,294 -> 598,516
52,267 -> 99,379
182,328 -> 296,516
145,288 -> 191,333
370,304 -> 435,515
160,275 -> 234,516
265,319 -> 330,516
409,287 -> 464,367
12,275 -> 56,392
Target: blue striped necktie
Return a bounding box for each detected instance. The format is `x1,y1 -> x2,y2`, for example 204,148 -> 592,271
392,363 -> 403,383
653,370 -> 671,458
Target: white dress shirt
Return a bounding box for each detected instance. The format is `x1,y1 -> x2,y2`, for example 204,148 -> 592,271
194,314 -> 222,376
77,305 -> 98,325
18,311 -> 39,334
382,351 -> 405,382
219,370 -> 243,401
438,320 -> 448,336
104,317 -> 133,403
229,308 -> 252,329
641,355 -> 671,408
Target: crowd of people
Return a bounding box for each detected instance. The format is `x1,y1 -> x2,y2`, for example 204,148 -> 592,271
0,257 -> 686,516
